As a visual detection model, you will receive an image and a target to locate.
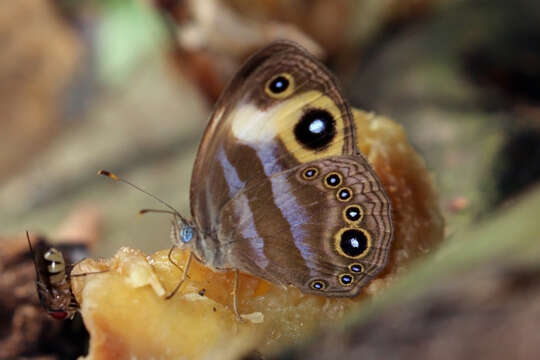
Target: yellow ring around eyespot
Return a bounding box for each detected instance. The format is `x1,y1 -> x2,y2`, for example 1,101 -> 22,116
323,171 -> 343,189
342,204 -> 364,224
268,90 -> 344,164
348,262 -> 365,274
338,273 -> 354,287
333,226 -> 372,259
265,73 -> 295,99
309,279 -> 327,291
301,166 -> 319,180
336,186 -> 353,202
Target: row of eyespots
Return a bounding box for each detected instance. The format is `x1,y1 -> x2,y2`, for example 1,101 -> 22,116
334,228 -> 370,289
302,167 -> 354,202
332,225 -> 371,288
302,166 -> 372,290
302,167 -> 364,224
309,263 -> 365,291
338,263 -> 366,287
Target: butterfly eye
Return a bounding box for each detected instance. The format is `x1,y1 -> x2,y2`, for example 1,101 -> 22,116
336,187 -> 353,202
343,205 -> 363,223
302,167 -> 319,180
348,263 -> 364,273
324,172 -> 342,188
180,225 -> 194,243
309,279 -> 327,291
334,228 -> 371,259
265,73 -> 294,98
338,273 -> 354,287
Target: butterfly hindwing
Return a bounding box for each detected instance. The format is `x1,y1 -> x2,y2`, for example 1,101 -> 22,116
217,156 -> 392,296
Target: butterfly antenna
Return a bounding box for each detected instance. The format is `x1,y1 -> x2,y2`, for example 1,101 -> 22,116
98,170 -> 189,224
138,209 -> 177,216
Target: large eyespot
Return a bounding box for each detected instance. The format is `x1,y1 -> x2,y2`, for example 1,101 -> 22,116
324,172 -> 342,188
336,187 -> 353,202
348,263 -> 364,273
343,205 -> 363,223
294,109 -> 336,150
334,228 -> 371,259
265,73 -> 295,98
338,273 -> 354,287
310,279 -> 327,291
302,166 -> 319,180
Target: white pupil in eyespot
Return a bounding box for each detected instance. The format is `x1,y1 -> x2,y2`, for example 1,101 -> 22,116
350,238 -> 360,248
309,119 -> 325,134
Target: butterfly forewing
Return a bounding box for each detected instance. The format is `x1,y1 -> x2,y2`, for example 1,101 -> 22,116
190,41 -> 356,233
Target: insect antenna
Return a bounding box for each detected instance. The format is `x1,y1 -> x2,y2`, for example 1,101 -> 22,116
138,209 -> 177,216
25,231 -> 40,275
98,170 -> 189,226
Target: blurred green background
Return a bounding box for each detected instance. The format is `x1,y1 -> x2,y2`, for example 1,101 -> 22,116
1,0 -> 539,258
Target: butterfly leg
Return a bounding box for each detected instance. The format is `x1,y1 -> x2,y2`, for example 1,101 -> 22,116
166,245 -> 188,276
232,269 -> 244,322
165,251 -> 193,300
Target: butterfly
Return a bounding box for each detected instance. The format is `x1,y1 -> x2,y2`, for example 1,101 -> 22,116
101,40 -> 393,318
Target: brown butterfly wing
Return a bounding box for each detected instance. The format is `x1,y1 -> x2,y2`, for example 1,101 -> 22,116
217,156 -> 392,296
188,40 -> 393,295
190,41 -> 357,235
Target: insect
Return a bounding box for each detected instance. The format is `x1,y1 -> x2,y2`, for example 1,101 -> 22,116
26,231 -> 104,320
100,40 -> 393,319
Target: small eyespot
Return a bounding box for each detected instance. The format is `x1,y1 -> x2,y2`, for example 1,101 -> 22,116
337,187 -> 353,202
269,76 -> 289,93
324,172 -> 342,188
338,273 -> 354,287
310,279 -> 327,291
302,167 -> 319,180
349,263 -> 364,273
343,205 -> 363,223
334,228 -> 371,259
265,73 -> 294,98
